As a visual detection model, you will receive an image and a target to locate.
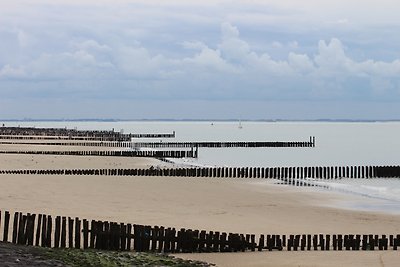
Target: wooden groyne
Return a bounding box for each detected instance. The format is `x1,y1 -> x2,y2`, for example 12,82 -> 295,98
132,137 -> 315,148
0,210 -> 398,253
0,141 -> 134,148
0,137 -> 315,149
1,165 -> 400,179
0,127 -> 131,141
131,131 -> 175,138
0,149 -> 198,158
0,127 -> 175,141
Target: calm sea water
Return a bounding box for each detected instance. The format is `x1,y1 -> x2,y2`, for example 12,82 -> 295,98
2,120 -> 400,213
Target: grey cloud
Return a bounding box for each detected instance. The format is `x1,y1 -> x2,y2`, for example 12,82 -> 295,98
1,4 -> 400,103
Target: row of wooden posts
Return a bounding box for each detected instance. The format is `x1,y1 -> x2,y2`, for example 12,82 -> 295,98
0,210 -> 398,252
0,141 -> 134,148
0,139 -> 315,149
0,135 -> 128,141
0,127 -> 130,141
0,127 -> 176,141
132,138 -> 315,148
2,165 -> 400,179
0,149 -> 198,158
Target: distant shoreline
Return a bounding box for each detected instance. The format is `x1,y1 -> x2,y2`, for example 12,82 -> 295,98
1,119 -> 400,123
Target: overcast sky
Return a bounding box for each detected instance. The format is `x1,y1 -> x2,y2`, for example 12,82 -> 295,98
1,0 -> 400,120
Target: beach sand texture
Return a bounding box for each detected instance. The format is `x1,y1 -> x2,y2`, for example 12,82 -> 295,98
1,141 -> 400,266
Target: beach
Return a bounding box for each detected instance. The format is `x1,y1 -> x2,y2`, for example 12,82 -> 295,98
1,124 -> 400,267
1,151 -> 400,266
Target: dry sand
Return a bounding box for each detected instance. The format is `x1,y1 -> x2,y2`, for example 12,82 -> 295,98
0,146 -> 400,266
177,250 -> 400,267
0,154 -> 164,170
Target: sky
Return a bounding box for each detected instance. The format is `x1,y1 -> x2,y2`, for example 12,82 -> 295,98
1,0 -> 400,120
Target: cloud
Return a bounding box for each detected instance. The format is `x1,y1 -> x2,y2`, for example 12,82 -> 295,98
218,22 -> 251,64
288,53 -> 314,73
72,40 -> 111,52
0,65 -> 25,79
1,15 -> 400,103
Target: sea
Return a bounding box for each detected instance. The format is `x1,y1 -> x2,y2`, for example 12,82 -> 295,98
2,120 -> 400,214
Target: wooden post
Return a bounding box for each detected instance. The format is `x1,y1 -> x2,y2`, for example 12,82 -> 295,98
68,217 -> 73,248
144,225 -> 151,252
326,235 -> 330,250
313,235 -> 318,250
41,215 -> 47,247
213,231 -> 220,252
35,214 -> 42,246
301,234 -> 306,250
12,212 -> 19,244
288,235 -> 294,251
250,234 -> 256,251
90,220 -> 96,249
103,222 -> 110,250
75,217 -> 81,249
3,211 -> 10,242
83,219 -> 89,249
258,234 -> 264,251
27,214 -> 35,246
151,226 -> 158,252
337,235 -> 343,251
18,213 -> 25,245
61,217 -> 67,248
307,234 -> 311,250
355,234 -> 361,250
133,224 -> 141,252
127,223 -> 132,251
54,216 -> 61,248
158,226 -> 165,253
320,234 -> 325,250
362,235 -> 368,250
46,216 -> 52,248
120,223 -> 127,251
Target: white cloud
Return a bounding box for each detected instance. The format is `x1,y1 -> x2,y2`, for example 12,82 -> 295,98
0,65 -> 25,79
182,46 -> 238,73
181,41 -> 207,50
72,40 -> 111,52
288,53 -> 314,73
218,23 -> 251,63
314,38 -> 352,75
1,16 -> 400,102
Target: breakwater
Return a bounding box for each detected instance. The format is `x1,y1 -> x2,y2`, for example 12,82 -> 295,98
1,165 -> 400,179
0,210 -> 398,253
0,149 -> 198,158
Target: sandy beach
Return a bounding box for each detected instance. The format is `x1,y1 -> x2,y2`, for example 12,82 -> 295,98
1,142 -> 400,266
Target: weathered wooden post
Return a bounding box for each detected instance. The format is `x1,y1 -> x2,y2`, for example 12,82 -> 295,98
12,212 -> 19,244
313,235 -> 318,250
27,214 -> 36,246
75,217 -> 81,249
368,235 -> 374,250
17,213 -> 26,245
68,217 -> 73,248
46,216 -> 52,248
83,219 -> 89,249
287,235 -> 294,251
54,216 -> 61,248
325,235 -> 331,250
3,211 -> 10,242
60,217 -> 67,248
320,234 -> 325,250
337,234 -> 343,250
